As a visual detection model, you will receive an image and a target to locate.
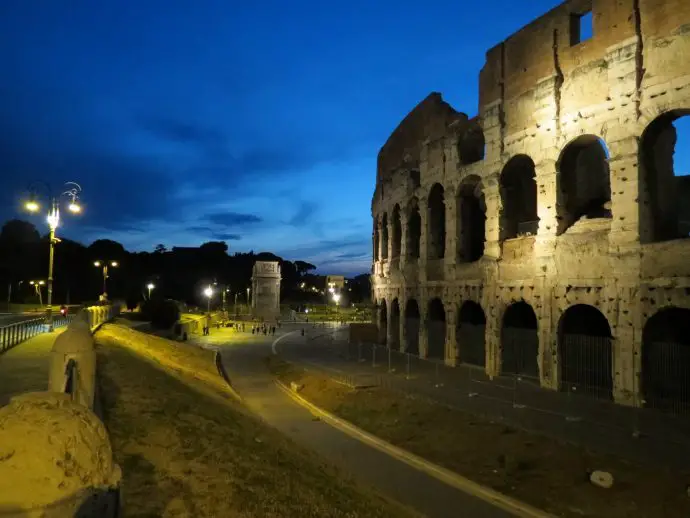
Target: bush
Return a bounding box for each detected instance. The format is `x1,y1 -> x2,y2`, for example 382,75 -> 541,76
141,298 -> 180,330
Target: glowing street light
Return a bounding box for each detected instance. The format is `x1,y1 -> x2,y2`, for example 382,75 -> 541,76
22,181 -> 82,331
94,260 -> 118,300
29,280 -> 46,306
332,292 -> 341,313
204,285 -> 214,313
147,283 -> 155,300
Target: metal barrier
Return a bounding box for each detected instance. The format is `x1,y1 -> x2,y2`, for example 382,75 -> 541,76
0,314 -> 74,354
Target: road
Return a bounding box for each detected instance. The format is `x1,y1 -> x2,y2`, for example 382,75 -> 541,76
206,323 -> 517,518
0,313 -> 44,326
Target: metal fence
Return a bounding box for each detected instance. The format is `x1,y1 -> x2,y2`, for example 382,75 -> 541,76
316,336 -> 690,469
0,314 -> 74,354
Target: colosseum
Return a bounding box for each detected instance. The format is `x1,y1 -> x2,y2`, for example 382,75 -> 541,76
371,0 -> 690,409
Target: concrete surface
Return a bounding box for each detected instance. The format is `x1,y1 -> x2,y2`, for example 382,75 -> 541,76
197,325 -> 516,518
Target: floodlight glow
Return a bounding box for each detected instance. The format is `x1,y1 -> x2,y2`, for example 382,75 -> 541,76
25,200 -> 40,212
204,286 -> 213,298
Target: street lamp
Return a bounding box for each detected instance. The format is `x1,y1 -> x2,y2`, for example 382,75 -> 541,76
332,292 -> 341,313
29,280 -> 46,306
94,260 -> 118,300
147,283 -> 155,300
204,285 -> 214,314
23,181 -> 82,331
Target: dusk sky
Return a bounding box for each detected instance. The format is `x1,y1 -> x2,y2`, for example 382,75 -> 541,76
1,1 -> 688,277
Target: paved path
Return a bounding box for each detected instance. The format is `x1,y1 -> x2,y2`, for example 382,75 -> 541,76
0,330 -> 63,406
196,326 -> 514,518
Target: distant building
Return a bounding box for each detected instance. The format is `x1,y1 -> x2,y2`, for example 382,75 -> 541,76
325,275 -> 345,293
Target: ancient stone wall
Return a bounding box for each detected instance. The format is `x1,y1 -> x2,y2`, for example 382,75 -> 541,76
371,0 -> 690,407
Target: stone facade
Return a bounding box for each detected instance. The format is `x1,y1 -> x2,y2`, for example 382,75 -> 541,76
371,0 -> 690,408
251,261 -> 281,321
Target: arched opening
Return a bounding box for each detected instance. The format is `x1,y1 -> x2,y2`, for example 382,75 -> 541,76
501,302 -> 539,379
640,111 -> 690,242
410,169 -> 421,189
557,135 -> 611,234
378,299 -> 388,345
500,155 -> 539,239
392,205 -> 402,258
642,307 -> 690,413
558,304 -> 613,399
407,200 -> 421,260
404,299 -> 421,355
427,298 -> 446,360
427,183 -> 445,259
457,301 -> 486,366
457,176 -> 486,263
458,124 -> 485,165
373,219 -> 380,262
390,298 -> 401,349
381,213 -> 389,260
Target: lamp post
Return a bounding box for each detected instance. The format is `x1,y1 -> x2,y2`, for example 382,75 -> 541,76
29,280 -> 46,306
246,287 -> 251,310
204,285 -> 213,314
332,292 -> 341,314
234,292 -> 239,318
94,260 -> 118,300
147,283 -> 155,300
23,181 -> 82,331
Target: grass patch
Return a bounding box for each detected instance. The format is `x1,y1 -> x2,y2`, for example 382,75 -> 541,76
267,356 -> 690,518
95,324 -> 407,517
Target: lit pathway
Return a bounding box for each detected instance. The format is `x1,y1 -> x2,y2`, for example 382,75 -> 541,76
195,326 -> 516,518
0,330 -> 64,406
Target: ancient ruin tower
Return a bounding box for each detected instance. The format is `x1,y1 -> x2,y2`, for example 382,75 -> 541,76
251,261 -> 281,321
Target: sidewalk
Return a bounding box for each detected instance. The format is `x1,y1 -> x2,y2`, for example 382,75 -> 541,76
0,330 -> 64,406
280,334 -> 690,470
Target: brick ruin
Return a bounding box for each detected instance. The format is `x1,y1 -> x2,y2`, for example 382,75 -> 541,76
371,0 -> 690,408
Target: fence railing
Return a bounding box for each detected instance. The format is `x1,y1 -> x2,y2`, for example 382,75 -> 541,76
0,314 -> 74,354
328,339 -> 690,469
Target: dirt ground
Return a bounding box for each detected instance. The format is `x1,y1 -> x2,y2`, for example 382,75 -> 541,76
94,324 -> 409,518
267,356 -> 690,518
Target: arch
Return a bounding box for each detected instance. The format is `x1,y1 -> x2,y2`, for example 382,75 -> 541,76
557,135 -> 612,234
392,205 -> 402,258
427,298 -> 446,360
427,183 -> 446,259
407,200 -> 421,259
558,304 -> 613,400
639,110 -> 690,243
458,124 -> 485,165
456,176 -> 486,263
456,301 -> 486,366
501,301 -> 539,379
404,299 -> 421,355
381,213 -> 389,260
500,155 -> 539,240
378,299 -> 388,345
390,298 -> 401,349
642,307 -> 690,412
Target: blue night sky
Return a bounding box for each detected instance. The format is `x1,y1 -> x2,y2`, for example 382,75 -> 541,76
1,1 -> 688,276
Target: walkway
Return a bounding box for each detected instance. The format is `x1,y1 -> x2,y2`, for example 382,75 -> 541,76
195,328 -> 518,518
0,330 -> 63,406
277,329 -> 690,470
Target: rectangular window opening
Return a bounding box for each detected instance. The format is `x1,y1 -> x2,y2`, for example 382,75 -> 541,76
570,11 -> 593,46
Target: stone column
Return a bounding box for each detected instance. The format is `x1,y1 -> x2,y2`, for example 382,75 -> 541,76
483,172 -> 502,259
445,306 -> 457,366
399,303 -> 407,352
387,216 -> 395,266
534,158 -> 559,277
608,137 -> 641,251
399,210 -> 409,270
444,192 -> 457,269
377,217 -> 385,264
419,196 -> 428,280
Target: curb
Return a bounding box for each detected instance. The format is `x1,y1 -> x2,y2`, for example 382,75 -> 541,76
275,379 -> 554,518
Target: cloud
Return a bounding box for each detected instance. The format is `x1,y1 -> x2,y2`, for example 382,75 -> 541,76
212,232 -> 241,241
205,212 -> 263,226
137,116 -> 226,147
288,201 -> 318,227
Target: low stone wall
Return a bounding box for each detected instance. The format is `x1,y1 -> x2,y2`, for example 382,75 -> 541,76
0,303 -> 123,516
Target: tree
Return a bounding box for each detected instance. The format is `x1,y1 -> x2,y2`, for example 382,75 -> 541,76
294,260 -> 317,276
154,244 -> 167,253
